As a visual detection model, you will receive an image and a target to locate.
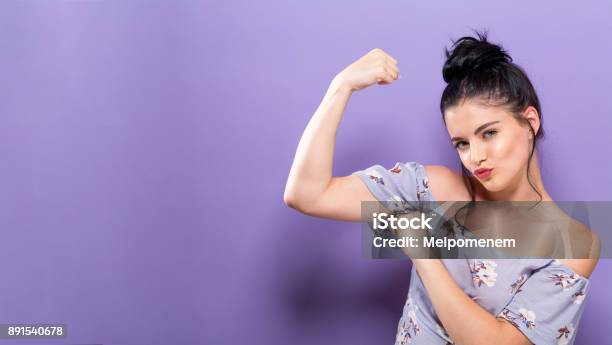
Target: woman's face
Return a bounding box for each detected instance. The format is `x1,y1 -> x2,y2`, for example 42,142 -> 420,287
444,99 -> 538,193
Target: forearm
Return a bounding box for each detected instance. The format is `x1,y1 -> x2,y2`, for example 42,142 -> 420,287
284,77 -> 352,206
412,259 -> 508,345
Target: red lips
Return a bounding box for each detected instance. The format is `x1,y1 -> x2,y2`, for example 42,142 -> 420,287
474,168 -> 493,179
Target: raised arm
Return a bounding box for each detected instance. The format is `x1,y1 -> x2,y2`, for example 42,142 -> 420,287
283,48 -> 400,222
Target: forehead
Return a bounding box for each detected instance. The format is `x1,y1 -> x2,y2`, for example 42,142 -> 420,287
444,100 -> 513,134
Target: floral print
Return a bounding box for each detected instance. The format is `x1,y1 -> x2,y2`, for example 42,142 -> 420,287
499,308 -> 537,329
572,291 -> 585,305
499,309 -> 520,328
390,195 -> 413,213
557,323 -> 575,345
416,176 -> 430,202
496,263 -> 589,344
353,162 -> 591,345
395,296 -> 421,345
518,308 -> 537,329
470,260 -> 498,287
366,170 -> 385,185
390,163 -> 403,174
550,273 -> 578,291
509,274 -> 527,294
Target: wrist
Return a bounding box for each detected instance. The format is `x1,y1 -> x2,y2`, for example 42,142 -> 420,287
329,75 -> 354,95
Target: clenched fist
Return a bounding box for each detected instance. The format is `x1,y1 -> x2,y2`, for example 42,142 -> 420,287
334,48 -> 400,92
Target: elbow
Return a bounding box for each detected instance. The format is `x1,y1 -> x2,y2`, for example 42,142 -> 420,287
493,319 -> 532,345
283,188 -> 315,215
283,186 -> 305,211
283,190 -> 299,209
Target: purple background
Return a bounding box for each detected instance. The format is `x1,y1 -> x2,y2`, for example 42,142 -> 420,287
1,1 -> 611,344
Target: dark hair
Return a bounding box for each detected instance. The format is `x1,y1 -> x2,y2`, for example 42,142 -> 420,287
440,30 -> 544,204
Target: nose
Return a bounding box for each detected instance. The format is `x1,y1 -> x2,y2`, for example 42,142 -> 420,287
470,141 -> 487,166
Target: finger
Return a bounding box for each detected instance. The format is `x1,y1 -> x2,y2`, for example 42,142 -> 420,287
384,58 -> 399,79
376,74 -> 391,85
386,62 -> 400,80
385,72 -> 396,83
386,58 -> 399,71
382,63 -> 399,80
385,53 -> 398,65
377,70 -> 395,84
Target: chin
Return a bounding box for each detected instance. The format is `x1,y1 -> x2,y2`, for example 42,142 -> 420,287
479,179 -> 504,193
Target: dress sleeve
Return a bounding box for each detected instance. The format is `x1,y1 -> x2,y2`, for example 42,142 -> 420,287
351,161 -> 432,212
496,259 -> 590,345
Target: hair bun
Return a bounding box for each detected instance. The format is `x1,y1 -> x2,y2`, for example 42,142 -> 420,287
442,31 -> 512,84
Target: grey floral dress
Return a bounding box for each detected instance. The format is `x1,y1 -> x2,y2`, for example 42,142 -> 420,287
352,162 -> 590,345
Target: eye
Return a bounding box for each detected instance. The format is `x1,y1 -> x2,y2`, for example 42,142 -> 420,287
483,129 -> 497,138
454,141 -> 468,150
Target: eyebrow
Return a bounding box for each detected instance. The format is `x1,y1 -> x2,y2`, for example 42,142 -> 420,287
451,121 -> 501,142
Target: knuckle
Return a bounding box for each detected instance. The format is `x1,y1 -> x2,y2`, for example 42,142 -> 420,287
371,48 -> 385,57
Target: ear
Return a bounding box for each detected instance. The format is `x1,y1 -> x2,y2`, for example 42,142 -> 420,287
522,106 -> 540,138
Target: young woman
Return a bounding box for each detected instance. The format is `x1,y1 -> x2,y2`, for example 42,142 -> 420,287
283,32 -> 599,345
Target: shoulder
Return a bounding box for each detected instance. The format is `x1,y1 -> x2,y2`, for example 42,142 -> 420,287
557,219 -> 601,279
557,258 -> 599,279
423,165 -> 471,201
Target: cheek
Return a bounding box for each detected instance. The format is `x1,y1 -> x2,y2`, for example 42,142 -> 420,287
458,151 -> 470,166
492,132 -> 531,167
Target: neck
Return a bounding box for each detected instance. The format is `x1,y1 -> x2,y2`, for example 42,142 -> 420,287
474,149 -> 553,202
